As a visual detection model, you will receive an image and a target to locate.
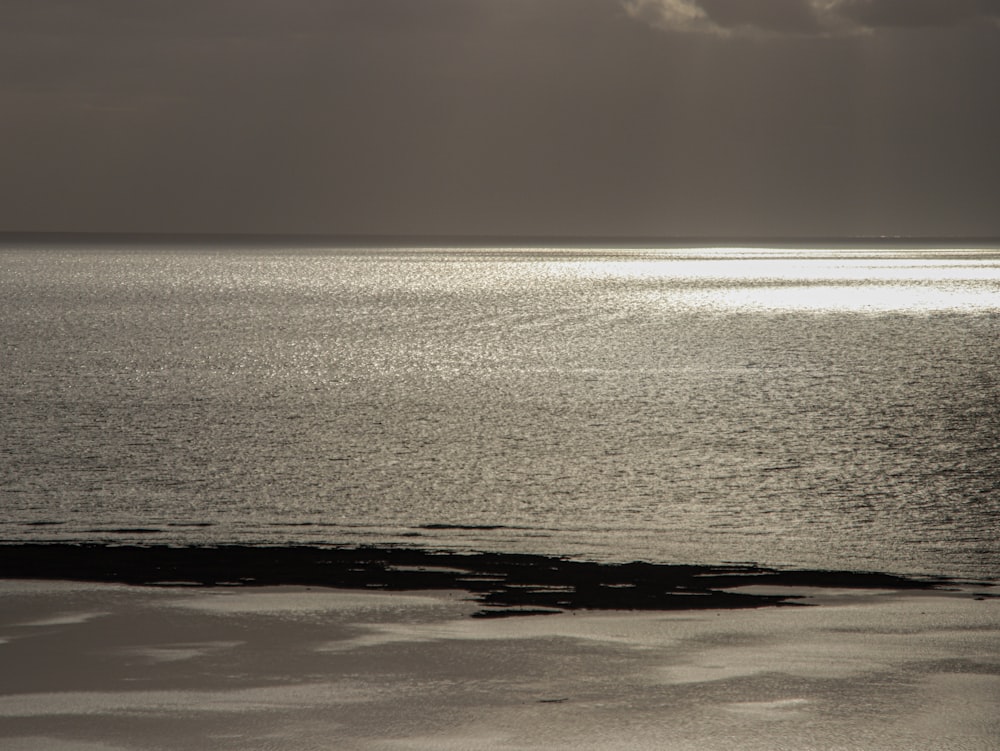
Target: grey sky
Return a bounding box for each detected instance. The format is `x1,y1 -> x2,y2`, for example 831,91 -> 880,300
2,0 -> 998,238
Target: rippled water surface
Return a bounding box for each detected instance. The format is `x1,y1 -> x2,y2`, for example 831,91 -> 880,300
2,246 -> 999,578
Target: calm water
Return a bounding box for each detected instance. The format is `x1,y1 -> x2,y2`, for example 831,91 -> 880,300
2,246 -> 999,579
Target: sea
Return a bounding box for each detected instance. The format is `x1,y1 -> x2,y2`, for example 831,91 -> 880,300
2,244 -> 998,581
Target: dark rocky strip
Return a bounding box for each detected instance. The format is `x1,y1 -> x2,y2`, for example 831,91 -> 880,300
0,544 -> 953,617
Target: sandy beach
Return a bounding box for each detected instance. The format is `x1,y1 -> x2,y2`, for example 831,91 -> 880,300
1,577 -> 997,750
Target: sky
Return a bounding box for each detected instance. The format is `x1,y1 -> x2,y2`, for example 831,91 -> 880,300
2,0 -> 999,239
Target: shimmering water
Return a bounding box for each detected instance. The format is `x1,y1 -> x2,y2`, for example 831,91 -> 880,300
2,246 -> 998,579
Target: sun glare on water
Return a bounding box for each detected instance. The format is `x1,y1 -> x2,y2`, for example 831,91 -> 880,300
549,248 -> 1000,313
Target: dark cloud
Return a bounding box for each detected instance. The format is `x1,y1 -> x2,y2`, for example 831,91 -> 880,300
624,0 -> 1000,35
835,0 -> 1000,30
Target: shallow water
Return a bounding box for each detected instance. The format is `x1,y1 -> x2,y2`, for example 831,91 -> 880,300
2,246 -> 998,578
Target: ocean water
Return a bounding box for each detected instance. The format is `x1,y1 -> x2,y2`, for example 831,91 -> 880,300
1,246 -> 998,580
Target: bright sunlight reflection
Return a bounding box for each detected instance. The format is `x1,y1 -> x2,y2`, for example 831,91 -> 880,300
549,249 -> 1000,313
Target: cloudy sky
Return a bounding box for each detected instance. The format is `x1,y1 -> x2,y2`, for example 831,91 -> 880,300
2,0 -> 999,239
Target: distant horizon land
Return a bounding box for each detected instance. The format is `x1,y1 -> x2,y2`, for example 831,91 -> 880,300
2,231 -> 999,250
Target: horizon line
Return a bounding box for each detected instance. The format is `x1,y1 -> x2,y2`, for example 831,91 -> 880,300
2,230 -> 999,250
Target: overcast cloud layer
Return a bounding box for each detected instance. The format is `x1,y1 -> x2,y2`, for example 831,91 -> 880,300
2,0 -> 999,238
625,0 -> 1000,36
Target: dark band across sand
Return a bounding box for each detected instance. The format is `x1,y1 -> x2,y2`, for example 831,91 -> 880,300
0,543 -> 956,617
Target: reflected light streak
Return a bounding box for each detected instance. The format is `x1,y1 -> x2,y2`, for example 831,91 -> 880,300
653,284 -> 1000,313
548,250 -> 1000,313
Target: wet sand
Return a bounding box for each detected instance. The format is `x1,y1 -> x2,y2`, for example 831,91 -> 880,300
1,556 -> 998,749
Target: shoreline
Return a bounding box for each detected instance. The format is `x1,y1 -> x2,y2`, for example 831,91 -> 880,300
0,543 -> 974,618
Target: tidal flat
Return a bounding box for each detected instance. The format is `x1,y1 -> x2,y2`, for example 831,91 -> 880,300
0,569 -> 997,750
